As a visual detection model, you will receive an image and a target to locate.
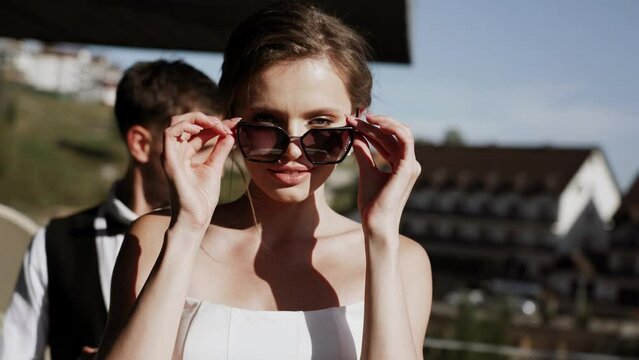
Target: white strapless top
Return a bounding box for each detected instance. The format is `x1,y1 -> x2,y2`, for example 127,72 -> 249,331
173,297 -> 365,360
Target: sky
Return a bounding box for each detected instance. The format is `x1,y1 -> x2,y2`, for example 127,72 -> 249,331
89,0 -> 639,192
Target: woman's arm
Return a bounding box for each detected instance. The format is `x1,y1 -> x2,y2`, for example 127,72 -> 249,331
97,215 -> 205,360
97,114 -> 238,360
363,236 -> 431,360
400,238 -> 432,355
347,113 -> 432,360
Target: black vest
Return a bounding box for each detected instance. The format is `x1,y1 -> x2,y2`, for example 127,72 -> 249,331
45,205 -> 128,360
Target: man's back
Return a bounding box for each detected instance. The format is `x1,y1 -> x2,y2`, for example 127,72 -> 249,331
0,59 -> 221,360
0,195 -> 135,360
46,205 -> 121,360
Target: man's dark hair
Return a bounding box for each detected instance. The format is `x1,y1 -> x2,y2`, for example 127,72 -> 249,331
114,59 -> 220,138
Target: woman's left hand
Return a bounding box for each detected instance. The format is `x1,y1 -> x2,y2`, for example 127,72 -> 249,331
346,113 -> 421,246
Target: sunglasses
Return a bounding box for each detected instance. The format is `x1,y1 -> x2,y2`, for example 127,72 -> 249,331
236,122 -> 355,164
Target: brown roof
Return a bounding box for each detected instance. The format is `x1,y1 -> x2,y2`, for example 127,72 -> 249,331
414,144 -> 594,196
613,174 -> 639,224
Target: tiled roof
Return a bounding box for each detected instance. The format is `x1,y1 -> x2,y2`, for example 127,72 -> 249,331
613,174 -> 639,224
414,144 -> 593,196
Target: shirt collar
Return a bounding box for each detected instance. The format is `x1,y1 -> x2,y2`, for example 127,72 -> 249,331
103,186 -> 139,225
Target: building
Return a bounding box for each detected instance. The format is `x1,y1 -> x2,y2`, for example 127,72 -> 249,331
593,175 -> 639,315
402,144 -> 621,315
1,39 -> 121,105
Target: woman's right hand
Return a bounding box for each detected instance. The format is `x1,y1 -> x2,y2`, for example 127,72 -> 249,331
162,112 -> 241,230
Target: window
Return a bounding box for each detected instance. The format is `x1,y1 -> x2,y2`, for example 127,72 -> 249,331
407,189 -> 434,210
462,224 -> 479,241
437,222 -> 452,238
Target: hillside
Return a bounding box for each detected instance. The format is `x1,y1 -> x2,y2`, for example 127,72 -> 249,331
0,82 -> 126,223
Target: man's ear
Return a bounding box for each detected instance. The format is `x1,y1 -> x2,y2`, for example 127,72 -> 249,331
126,125 -> 154,163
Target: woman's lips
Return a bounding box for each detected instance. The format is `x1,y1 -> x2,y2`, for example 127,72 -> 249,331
268,168 -> 311,186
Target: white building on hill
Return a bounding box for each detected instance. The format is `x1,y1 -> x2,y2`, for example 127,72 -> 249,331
1,39 -> 121,105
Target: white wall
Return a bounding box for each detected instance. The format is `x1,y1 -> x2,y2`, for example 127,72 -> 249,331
554,150 -> 621,237
14,51 -> 86,94
11,45 -> 121,104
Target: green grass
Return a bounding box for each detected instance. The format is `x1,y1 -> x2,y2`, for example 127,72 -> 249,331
0,82 -> 127,223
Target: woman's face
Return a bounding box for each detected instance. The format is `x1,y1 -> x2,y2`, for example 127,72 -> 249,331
234,57 -> 352,203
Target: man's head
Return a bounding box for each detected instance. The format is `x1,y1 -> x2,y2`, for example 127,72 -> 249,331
114,60 -> 220,209
115,59 -> 220,138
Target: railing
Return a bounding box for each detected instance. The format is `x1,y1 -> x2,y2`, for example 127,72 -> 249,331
425,338 -> 639,360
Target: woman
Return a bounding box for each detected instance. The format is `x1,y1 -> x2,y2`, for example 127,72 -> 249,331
98,2 -> 431,359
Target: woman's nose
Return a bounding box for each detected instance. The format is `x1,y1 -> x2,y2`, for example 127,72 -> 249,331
282,138 -> 304,162
281,122 -> 306,162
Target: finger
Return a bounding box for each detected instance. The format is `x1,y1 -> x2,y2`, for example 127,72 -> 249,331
171,111 -> 211,126
351,134 -> 377,177
188,128 -> 220,152
165,120 -> 204,139
223,117 -> 242,131
346,115 -> 394,167
190,116 -> 240,153
203,134 -> 235,172
365,115 -> 418,177
364,113 -> 404,127
171,111 -> 214,124
82,346 -> 98,354
200,116 -> 233,135
360,131 -> 391,161
365,113 -> 414,155
163,123 -> 205,173
172,112 -> 232,136
178,124 -> 206,142
346,115 -> 398,155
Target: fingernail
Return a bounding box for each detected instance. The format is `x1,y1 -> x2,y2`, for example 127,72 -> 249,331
230,117 -> 242,123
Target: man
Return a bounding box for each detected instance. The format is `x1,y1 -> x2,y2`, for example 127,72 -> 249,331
0,60 -> 221,360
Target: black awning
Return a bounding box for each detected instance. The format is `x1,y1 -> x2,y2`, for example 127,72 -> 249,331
0,0 -> 410,63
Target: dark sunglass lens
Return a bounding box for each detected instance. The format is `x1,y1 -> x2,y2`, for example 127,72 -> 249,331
302,129 -> 352,164
238,125 -> 287,162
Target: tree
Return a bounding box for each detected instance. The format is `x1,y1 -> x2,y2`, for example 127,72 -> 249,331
443,128 -> 465,146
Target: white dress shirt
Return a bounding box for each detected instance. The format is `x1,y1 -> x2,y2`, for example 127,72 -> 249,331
0,190 -> 137,360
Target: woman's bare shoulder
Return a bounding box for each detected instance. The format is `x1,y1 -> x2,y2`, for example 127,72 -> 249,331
105,209 -> 174,332
128,208 -> 172,241
118,209 -> 172,296
398,235 -> 431,287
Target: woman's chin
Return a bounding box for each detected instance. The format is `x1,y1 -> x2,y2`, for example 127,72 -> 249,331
267,186 -> 313,204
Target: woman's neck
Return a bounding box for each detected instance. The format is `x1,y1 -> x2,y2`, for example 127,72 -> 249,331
230,183 -> 339,252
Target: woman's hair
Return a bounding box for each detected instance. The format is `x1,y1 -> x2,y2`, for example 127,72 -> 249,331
217,1 -> 373,116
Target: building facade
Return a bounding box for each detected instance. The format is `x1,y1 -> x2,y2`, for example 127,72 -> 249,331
1,39 -> 120,105
403,144 -> 622,317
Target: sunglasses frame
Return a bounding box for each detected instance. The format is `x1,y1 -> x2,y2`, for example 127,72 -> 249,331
236,122 -> 355,165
